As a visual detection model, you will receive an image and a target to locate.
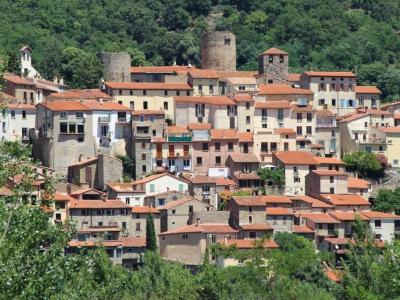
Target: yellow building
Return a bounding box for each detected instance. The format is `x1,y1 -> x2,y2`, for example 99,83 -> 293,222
374,127 -> 400,168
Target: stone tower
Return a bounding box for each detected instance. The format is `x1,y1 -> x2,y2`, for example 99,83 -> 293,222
201,31 -> 236,71
97,52 -> 131,82
258,47 -> 289,84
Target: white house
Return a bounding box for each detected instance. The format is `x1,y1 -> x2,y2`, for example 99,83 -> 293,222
362,211 -> 400,243
0,103 -> 36,142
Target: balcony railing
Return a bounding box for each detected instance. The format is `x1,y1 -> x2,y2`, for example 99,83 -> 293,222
168,136 -> 192,142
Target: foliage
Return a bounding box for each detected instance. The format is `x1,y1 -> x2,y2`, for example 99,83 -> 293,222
0,0 -> 399,99
342,151 -> 384,179
373,188 -> 400,215
146,214 -> 157,251
117,155 -> 135,179
232,190 -> 252,196
257,167 -> 285,187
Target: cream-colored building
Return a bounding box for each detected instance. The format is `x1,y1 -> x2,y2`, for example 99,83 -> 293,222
372,127 -> 400,168
234,94 -> 254,132
225,77 -> 258,94
305,170 -> 349,197
257,84 -> 314,104
0,103 -> 36,142
355,85 -> 381,109
315,109 -> 340,157
300,71 -> 357,115
104,82 -> 193,121
188,69 -> 219,96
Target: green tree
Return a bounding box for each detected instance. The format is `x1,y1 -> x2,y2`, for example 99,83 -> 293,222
342,151 -> 383,179
257,167 -> 285,187
146,214 -> 157,251
373,188 -> 400,214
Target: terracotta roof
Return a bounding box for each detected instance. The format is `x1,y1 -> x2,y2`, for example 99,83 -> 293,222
228,153 -> 259,163
261,47 -> 288,55
233,94 -> 254,102
166,126 -> 188,134
130,65 -> 195,74
240,223 -> 273,231
226,77 -> 257,85
266,207 -> 293,215
329,211 -> 369,221
216,71 -> 258,81
188,123 -> 212,130
210,129 -> 237,140
311,143 -> 324,149
339,108 -> 393,123
290,195 -> 333,208
324,237 -> 351,245
48,89 -> 112,100
6,103 -> 36,110
132,206 -> 160,214
303,71 -> 356,77
233,172 -> 260,180
287,73 -> 301,82
258,84 -> 313,95
262,196 -> 292,204
254,100 -> 291,109
312,170 -> 348,176
348,178 -> 370,189
104,82 -> 192,90
69,199 -> 131,209
4,73 -> 34,85
159,223 -> 238,235
300,213 -> 339,223
237,132 -> 253,142
316,109 -> 336,117
39,100 -> 130,111
218,238 -> 279,249
361,211 -> 400,219
325,268 -> 341,282
106,183 -> 140,193
291,104 -> 314,112
274,128 -> 296,135
158,197 -> 200,210
70,188 -> 103,196
175,95 -> 235,105
355,86 -> 381,94
233,196 -> 267,206
320,194 -> 371,206
53,193 -> 74,202
314,157 -> 343,165
133,172 -> 187,185
380,100 -> 400,110
377,127 -> 400,133
274,151 -> 318,165
69,237 -> 146,248
132,109 -> 165,116
188,69 -> 218,79
182,174 -> 216,184
293,225 -> 314,233
68,157 -> 98,167
215,177 -> 237,186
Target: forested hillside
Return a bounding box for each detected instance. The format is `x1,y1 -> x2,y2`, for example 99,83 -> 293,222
0,0 -> 399,99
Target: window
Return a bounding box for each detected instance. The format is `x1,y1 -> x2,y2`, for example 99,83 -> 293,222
152,130 -> 156,136
379,145 -> 383,151
188,205 -> 193,213
215,156 -> 221,165
164,90 -> 168,96
209,85 -> 214,94
69,123 -> 76,133
202,143 -> 209,151
228,142 -> 233,151
277,109 -> 284,121
119,90 -> 122,95
149,184 -> 155,192
307,113 -> 312,122
268,55 -> 273,63
248,216 -> 253,224
297,126 -> 302,135
163,101 -> 168,110
249,231 -> 257,239
279,55 -> 284,63
330,176 -> 334,183
172,209 -> 176,215
246,116 -> 251,124
330,187 -> 335,194
81,209 -> 90,216
319,83 -> 326,91
246,102 -> 250,109
248,206 -> 253,213
143,101 -> 148,109
76,112 -> 84,118
297,113 -> 302,122
261,142 -> 268,153
202,185 -> 210,193
319,99 -> 325,106
141,153 -> 146,160
142,90 -> 147,95
262,124 -> 267,128
142,165 -> 146,173
139,115 -> 145,122
284,142 -> 289,151
60,122 -> 68,133
261,109 -> 267,120
141,142 -> 146,149
306,126 -> 312,135
125,197 -> 130,205
179,184 -> 184,192
158,198 -> 165,206
215,142 -> 220,151
21,128 -> 28,138
22,111 -> 26,119
198,84 -> 203,93
197,157 -> 202,165
331,99 -> 336,106
130,90 -> 133,95
136,223 -> 141,231
130,101 -> 134,109
182,234 -> 188,239
371,97 -> 377,107
283,216 -> 287,225
10,111 -> 15,118
272,216 -> 277,225
118,101 -> 123,105
374,220 -> 381,228
183,159 -> 190,167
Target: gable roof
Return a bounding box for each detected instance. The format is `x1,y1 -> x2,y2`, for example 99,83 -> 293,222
159,223 -> 238,235
303,71 -> 356,78
188,69 -> 218,79
69,199 -> 130,209
347,178 -> 370,189
361,211 -> 400,219
314,157 -> 343,165
188,123 -> 212,130
261,47 -> 288,55
290,195 -> 333,208
39,100 -> 130,111
355,86 -> 381,94
274,151 -> 318,165
132,206 -> 160,214
312,170 -> 348,177
300,213 -> 340,224
329,211 -> 369,221
239,223 -> 273,231
258,84 -> 313,95
320,194 -> 370,206
104,82 -> 192,90
266,207 -> 293,215
254,100 -> 291,109
232,196 -> 267,206
47,89 -> 112,100
228,153 -> 259,163
158,197 -> 210,210
210,129 -> 238,140
133,173 -> 188,185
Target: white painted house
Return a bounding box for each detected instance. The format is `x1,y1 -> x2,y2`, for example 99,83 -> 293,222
0,103 -> 36,142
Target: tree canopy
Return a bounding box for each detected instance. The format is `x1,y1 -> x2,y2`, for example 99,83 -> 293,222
0,0 -> 399,97
342,151 -> 385,179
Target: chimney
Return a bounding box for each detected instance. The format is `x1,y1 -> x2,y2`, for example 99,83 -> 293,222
224,236 -> 228,245
59,77 -> 64,86
53,76 -> 58,84
196,217 -> 200,227
102,193 -> 107,201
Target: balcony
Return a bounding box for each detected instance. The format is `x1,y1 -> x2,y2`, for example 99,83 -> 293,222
316,120 -> 337,128
117,117 -> 129,123
168,136 -> 192,142
98,116 -> 110,123
356,138 -> 386,145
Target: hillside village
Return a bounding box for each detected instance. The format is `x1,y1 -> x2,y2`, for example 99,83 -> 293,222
1,31 -> 400,273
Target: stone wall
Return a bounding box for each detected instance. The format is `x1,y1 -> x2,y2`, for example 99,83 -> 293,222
201,31 -> 236,71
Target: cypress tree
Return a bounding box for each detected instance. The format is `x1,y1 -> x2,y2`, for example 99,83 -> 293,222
146,213 -> 157,251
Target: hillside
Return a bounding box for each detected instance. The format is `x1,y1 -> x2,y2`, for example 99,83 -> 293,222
0,0 -> 399,99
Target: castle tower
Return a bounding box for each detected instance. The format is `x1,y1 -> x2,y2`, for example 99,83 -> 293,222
97,52 -> 131,82
19,46 -> 39,78
201,31 -> 236,71
258,47 -> 289,84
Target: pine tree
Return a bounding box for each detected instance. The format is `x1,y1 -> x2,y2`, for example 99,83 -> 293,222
146,213 -> 157,251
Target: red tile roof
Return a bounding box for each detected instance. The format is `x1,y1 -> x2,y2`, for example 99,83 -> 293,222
216,71 -> 258,81
312,170 -> 348,176
255,100 -> 291,109
132,109 -> 165,116
40,100 -> 130,111
132,206 -> 160,214
348,178 -> 370,189
377,127 -> 400,133
238,131 -> 253,142
262,196 -> 292,204
274,128 -> 296,136
130,65 -> 195,74
233,93 -> 254,102
300,213 -> 339,224
159,223 -> 238,235
316,109 -> 336,117
290,195 -> 333,208
211,129 -> 237,140
274,151 -> 318,165
314,157 -> 343,165
158,197 -> 200,210
48,89 -> 112,100
329,211 -> 369,221
188,69 -> 218,79
69,199 -> 131,209
4,73 -> 34,85
175,95 -> 235,105
53,193 -> 75,202
215,177 -> 237,186
218,238 -> 279,249
182,174 -> 216,184
6,103 -> 36,110
166,126 -> 188,134
233,196 -> 267,206
240,224 -> 273,231
258,84 -> 313,95
287,73 -> 301,82
361,211 -> 400,219
291,104 -> 314,112
134,172 -> 188,185
304,71 -> 356,77
261,47 -> 288,55
320,194 -> 371,206
324,237 -> 351,245
266,207 -> 293,215
105,82 -> 192,90
293,225 -> 314,233
228,153 -> 259,163
355,86 -> 381,94
188,123 -> 212,130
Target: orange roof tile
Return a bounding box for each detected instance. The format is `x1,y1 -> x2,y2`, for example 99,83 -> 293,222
361,211 -> 400,219
215,177 -> 237,186
158,197 -> 200,210
182,174 -> 216,184
261,47 -> 288,55
69,199 -> 131,209
210,129 -> 237,140
218,238 -> 279,249
316,109 -> 336,117
291,195 -> 333,208
233,172 -> 260,180
159,223 -> 238,235
233,196 -> 267,206
188,123 -> 212,130
348,178 -> 370,189
320,194 -> 371,206
48,89 -> 112,100
355,86 -> 381,94
325,268 -> 341,282
274,151 -> 318,165
130,65 -> 195,74
291,104 -> 314,112
377,127 -> 400,133
188,69 -> 218,79
166,126 -> 188,134
258,84 -> 313,95
216,71 -> 258,81
262,196 -> 292,204
329,211 -> 369,221
106,183 -> 141,193
104,82 -> 192,90
175,95 -> 235,106
304,71 -> 356,77
6,103 -> 36,110
233,93 -> 254,102
324,237 -> 351,245
40,100 -> 130,111
228,153 -> 259,163
240,224 -> 273,231
53,193 -> 75,202
254,100 -> 291,109
132,109 -> 165,116
300,213 -> 339,223
132,206 -> 160,214
293,225 -> 314,233
274,128 -> 296,136
287,73 -> 301,82
266,207 -> 293,215
312,170 -> 348,176
134,172 -> 187,185
237,132 -> 253,143
314,157 -> 343,165
4,73 -> 34,85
